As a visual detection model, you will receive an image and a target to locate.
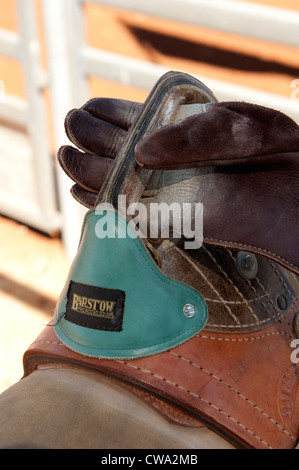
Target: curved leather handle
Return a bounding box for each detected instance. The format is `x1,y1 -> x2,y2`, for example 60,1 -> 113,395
95,71 -> 217,212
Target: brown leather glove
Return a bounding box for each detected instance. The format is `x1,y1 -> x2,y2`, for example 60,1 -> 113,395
58,98 -> 142,208
58,97 -> 299,275
136,101 -> 299,275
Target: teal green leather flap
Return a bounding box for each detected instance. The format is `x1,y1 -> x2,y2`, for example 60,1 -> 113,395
54,210 -> 207,359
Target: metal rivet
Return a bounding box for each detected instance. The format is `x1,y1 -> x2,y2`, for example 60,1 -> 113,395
235,251 -> 258,280
184,92 -> 195,102
183,303 -> 196,318
277,295 -> 288,310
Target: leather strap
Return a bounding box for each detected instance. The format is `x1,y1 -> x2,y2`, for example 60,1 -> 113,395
24,297 -> 299,449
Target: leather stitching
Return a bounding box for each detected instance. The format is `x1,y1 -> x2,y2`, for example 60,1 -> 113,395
197,330 -> 293,341
226,249 -> 285,326
203,245 -> 259,323
31,334 -> 297,447
169,351 -> 297,442
116,359 -> 284,449
253,276 -> 278,312
204,293 -> 268,304
173,245 -> 284,329
226,249 -> 272,317
66,110 -> 93,155
204,237 -> 298,272
270,261 -> 296,302
177,248 -> 241,325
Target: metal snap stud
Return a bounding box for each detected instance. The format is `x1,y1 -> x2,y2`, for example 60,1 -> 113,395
235,251 -> 258,280
183,303 -> 196,318
277,295 -> 288,310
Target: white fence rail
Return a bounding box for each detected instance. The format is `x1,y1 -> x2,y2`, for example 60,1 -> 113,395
96,0 -> 299,47
0,0 -> 61,235
74,0 -> 299,123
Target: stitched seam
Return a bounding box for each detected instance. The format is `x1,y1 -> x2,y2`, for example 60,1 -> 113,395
180,246 -> 277,328
32,336 -> 295,444
254,277 -> 277,311
226,249 -> 284,326
203,245 -> 259,323
227,249 -> 272,316
177,247 -> 240,325
270,261 -> 296,302
33,331 -> 292,346
117,360 -> 273,448
197,331 -> 293,341
282,296 -> 299,329
157,149 -> 298,169
198,265 -> 240,324
202,248 -> 280,328
246,262 -> 281,315
244,274 -> 283,322
204,237 -> 297,270
66,110 -> 93,155
169,351 -> 296,441
81,97 -> 98,108
69,161 -> 99,191
205,293 -> 268,304
33,340 -> 64,346
58,150 -> 86,190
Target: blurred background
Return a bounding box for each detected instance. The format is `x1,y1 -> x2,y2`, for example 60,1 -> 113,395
0,0 -> 298,394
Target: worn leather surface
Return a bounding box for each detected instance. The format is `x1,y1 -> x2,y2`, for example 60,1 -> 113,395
24,294 -> 299,449
135,101 -> 299,169
135,102 -> 299,275
157,241 -> 298,333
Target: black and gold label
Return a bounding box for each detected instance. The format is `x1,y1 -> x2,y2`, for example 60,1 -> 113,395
66,281 -> 125,331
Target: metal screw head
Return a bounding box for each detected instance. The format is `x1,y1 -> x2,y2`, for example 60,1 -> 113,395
235,251 -> 258,280
183,303 -> 196,318
241,255 -> 255,270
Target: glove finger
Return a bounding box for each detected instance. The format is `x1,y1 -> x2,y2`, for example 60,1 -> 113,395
58,145 -> 112,192
82,98 -> 143,130
71,184 -> 97,209
135,101 -> 299,169
64,108 -> 127,157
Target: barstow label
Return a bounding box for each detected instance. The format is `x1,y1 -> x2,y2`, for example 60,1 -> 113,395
66,281 -> 125,331
72,294 -> 116,319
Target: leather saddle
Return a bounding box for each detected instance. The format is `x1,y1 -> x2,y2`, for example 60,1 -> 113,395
23,72 -> 299,449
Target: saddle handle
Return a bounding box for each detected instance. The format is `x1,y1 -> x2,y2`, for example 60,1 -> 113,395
95,71 -> 217,213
